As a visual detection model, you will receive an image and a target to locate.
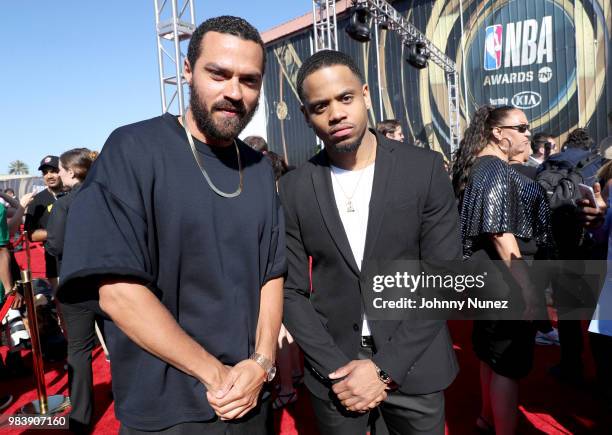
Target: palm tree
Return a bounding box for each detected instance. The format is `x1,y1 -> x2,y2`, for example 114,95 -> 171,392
8,160 -> 29,175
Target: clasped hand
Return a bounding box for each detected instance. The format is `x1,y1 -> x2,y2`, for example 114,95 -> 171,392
206,359 -> 266,420
329,360 -> 388,413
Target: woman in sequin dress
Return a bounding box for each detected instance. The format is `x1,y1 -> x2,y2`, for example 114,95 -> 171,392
452,105 -> 551,435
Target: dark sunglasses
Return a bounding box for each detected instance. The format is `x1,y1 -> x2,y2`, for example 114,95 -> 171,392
497,124 -> 530,133
540,141 -> 557,150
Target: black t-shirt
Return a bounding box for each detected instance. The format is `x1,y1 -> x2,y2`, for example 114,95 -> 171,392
24,188 -> 57,235
24,188 -> 59,278
46,184 -> 82,272
58,113 -> 287,430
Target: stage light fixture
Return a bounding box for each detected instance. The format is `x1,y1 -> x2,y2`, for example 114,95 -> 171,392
378,19 -> 391,30
346,5 -> 371,42
406,41 -> 429,69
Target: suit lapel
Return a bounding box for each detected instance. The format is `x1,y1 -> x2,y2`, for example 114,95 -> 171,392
362,134 -> 395,273
311,153 -> 361,276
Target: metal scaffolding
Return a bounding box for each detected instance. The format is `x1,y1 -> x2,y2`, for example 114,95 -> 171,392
311,0 -> 339,52
153,0 -> 196,116
351,0 -> 462,153
311,1 -> 339,150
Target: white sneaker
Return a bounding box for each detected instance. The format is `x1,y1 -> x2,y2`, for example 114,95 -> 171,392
535,328 -> 560,346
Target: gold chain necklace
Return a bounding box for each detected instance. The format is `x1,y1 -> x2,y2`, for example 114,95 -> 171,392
182,114 -> 243,198
330,145 -> 375,213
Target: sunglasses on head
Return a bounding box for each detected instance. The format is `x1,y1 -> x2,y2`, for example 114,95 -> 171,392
497,124 -> 530,133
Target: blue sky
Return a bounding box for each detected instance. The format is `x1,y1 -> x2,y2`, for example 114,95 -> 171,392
0,1 -> 310,174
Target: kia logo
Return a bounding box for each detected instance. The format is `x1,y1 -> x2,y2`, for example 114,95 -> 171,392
511,91 -> 542,109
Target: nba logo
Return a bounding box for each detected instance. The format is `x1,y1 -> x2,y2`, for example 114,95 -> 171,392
484,25 -> 503,70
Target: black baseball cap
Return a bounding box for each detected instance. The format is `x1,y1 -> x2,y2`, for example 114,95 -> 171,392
38,155 -> 59,171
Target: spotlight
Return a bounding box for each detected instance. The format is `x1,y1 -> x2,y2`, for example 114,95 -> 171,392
406,41 -> 429,69
346,5 -> 371,42
378,19 -> 391,30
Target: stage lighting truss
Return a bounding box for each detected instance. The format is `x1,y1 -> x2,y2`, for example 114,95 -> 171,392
351,0 -> 455,73
312,0 -> 339,52
349,0 -> 462,153
311,0 -> 338,151
153,0 -> 196,116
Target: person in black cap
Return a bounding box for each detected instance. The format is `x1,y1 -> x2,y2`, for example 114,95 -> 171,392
24,155 -> 63,289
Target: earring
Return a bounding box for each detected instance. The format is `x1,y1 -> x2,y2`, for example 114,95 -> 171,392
498,137 -> 513,154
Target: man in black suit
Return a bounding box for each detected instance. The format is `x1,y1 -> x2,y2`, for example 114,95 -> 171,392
279,50 -> 461,435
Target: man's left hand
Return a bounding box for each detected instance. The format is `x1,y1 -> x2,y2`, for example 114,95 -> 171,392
329,360 -> 387,412
206,359 -> 266,420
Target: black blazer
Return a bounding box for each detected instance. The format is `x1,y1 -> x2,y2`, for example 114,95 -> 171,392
279,131 -> 461,399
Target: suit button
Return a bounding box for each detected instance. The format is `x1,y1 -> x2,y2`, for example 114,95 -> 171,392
353,323 -> 359,332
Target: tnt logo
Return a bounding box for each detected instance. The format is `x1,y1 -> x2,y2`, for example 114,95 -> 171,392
484,25 -> 503,71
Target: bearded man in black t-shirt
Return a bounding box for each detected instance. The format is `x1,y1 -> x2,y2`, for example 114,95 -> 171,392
58,16 -> 285,434
24,155 -> 63,289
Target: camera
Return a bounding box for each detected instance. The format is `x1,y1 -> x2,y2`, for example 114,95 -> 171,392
2,308 -> 30,348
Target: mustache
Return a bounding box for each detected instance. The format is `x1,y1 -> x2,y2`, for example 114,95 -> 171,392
329,123 -> 355,135
211,100 -> 246,115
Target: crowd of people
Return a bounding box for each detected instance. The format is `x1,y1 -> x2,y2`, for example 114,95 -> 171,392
1,14 -> 612,435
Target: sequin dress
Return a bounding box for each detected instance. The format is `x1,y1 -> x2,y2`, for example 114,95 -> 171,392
460,155 -> 551,378
461,156 -> 550,260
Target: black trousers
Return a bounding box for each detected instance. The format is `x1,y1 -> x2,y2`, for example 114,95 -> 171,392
309,349 -> 445,435
61,301 -> 97,432
590,332 -> 612,398
119,396 -> 272,435
557,320 -> 584,371
551,257 -> 605,374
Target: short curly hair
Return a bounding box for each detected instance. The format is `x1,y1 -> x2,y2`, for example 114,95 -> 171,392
187,16 -> 266,72
296,50 -> 364,101
563,128 -> 593,151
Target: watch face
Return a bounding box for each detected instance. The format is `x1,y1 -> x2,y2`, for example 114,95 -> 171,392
267,366 -> 277,382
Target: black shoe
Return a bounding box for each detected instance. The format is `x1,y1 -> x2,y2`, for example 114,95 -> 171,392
0,394 -> 13,411
5,351 -> 31,378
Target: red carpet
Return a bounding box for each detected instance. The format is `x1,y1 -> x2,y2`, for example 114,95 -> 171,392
2,245 -> 610,434
2,322 -> 611,434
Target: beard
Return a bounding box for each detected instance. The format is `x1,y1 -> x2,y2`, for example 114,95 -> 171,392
189,82 -> 258,142
325,125 -> 366,153
327,141 -> 361,153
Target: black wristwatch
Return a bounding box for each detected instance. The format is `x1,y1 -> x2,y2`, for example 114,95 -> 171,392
374,364 -> 393,386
